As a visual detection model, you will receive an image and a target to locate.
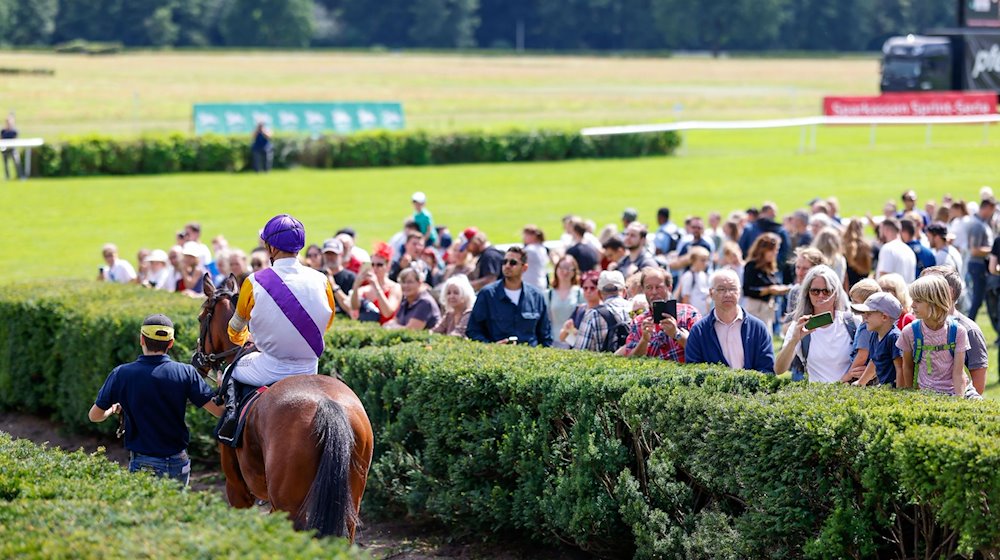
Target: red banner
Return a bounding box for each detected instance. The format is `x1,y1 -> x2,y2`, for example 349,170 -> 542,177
823,92 -> 998,117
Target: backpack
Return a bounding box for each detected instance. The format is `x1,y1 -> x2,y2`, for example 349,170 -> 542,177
911,319 -> 958,388
791,312 -> 858,378
597,305 -> 630,353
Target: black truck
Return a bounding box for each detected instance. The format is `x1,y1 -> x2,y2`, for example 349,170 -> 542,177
881,1 -> 1000,93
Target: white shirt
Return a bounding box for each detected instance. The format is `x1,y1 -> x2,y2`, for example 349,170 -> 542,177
876,238 -> 916,284
934,246 -> 963,272
523,243 -> 549,291
105,259 -> 137,283
503,287 -> 522,306
784,315 -> 854,383
949,216 -> 971,251
148,266 -> 175,291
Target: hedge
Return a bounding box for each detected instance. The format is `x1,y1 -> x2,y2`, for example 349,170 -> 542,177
28,129 -> 679,177
0,434 -> 362,558
2,281 -> 1000,558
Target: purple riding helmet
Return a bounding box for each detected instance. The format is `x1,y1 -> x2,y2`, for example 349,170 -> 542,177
260,214 -> 306,253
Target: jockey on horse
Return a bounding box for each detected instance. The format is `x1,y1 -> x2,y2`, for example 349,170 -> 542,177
216,213 -> 336,444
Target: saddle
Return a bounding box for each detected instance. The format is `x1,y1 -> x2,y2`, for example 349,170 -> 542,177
223,382 -> 269,448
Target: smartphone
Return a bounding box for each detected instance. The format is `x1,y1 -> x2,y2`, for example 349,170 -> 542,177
358,262 -> 372,277
805,311 -> 834,330
652,300 -> 668,323
665,299 -> 677,320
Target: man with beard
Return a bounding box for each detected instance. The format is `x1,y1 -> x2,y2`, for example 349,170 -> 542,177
467,246 -> 552,347
617,222 -> 657,276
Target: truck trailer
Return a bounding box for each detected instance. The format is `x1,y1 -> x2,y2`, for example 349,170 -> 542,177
880,1 -> 1000,94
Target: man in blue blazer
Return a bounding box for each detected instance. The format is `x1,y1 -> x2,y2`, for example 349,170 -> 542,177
685,268 -> 775,373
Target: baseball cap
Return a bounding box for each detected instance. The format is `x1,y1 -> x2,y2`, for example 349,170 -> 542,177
458,227 -> 479,251
412,191 -> 427,204
322,238 -> 343,254
145,249 -> 168,263
622,208 -> 638,222
140,314 -> 174,341
851,292 -> 902,322
597,270 -> 626,293
181,241 -> 201,257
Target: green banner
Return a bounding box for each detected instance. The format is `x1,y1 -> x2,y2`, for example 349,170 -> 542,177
192,102 -> 405,135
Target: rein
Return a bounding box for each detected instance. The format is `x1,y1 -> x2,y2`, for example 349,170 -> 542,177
194,289 -> 242,376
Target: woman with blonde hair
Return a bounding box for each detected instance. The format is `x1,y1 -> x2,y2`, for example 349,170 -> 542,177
813,227 -> 847,285
842,219 -> 872,287
742,232 -> 790,333
719,241 -> 745,285
433,274 -> 475,337
877,273 -> 915,331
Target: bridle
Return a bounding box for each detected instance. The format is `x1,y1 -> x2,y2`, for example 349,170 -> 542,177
193,288 -> 242,376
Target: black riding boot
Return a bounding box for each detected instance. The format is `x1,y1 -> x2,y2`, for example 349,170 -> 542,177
215,377 -> 240,446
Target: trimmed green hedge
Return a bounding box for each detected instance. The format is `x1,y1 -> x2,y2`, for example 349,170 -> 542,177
2,281 -> 1000,558
29,129 -> 679,177
0,433 -> 362,557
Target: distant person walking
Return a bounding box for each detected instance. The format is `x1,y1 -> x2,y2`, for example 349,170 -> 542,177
1,114 -> 21,180
251,121 -> 273,173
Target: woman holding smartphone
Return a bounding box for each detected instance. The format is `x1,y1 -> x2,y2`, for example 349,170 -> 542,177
742,233 -> 790,334
774,265 -> 856,383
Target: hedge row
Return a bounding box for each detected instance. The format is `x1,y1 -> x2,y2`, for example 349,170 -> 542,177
28,129 -> 679,177
2,281 -> 1000,558
0,433 -> 361,558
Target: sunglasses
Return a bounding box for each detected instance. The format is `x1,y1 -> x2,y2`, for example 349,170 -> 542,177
372,262 -> 387,268
502,259 -> 522,266
809,288 -> 833,296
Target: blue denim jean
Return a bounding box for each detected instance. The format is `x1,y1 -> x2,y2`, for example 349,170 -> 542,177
129,451 -> 191,486
967,261 -> 988,321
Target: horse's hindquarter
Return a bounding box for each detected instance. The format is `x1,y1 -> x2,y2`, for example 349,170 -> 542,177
246,375 -> 373,516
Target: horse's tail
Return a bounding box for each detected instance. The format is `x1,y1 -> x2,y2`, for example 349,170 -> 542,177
299,398 -> 357,538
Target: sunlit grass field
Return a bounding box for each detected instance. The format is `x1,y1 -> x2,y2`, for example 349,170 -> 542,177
0,51 -> 880,138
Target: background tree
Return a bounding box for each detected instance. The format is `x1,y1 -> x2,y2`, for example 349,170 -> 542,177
219,0 -> 313,47
7,0 -> 59,45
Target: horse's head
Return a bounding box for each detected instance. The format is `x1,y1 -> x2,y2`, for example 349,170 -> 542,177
192,273 -> 241,377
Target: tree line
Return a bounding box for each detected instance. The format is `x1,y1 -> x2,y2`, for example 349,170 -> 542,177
0,0 -> 957,52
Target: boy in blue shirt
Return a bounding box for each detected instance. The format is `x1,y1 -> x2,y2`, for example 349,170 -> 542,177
851,293 -> 904,387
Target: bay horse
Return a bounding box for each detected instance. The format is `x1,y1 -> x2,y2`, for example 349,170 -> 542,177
195,274 -> 373,540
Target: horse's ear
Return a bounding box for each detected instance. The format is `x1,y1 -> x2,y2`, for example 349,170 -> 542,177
203,274 -> 215,297
226,273 -> 238,293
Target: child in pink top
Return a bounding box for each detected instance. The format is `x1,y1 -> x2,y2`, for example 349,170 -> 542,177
896,275 -> 977,397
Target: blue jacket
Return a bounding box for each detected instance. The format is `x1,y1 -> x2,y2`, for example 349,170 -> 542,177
467,280 -> 553,347
684,308 -> 775,373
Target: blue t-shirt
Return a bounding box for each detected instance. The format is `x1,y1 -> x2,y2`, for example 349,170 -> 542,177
95,354 -> 215,457
852,323 -> 873,353
867,326 -> 903,386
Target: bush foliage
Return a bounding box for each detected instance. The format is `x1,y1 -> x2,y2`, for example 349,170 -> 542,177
28,130 -> 679,178
2,281 -> 999,558
0,433 -> 361,557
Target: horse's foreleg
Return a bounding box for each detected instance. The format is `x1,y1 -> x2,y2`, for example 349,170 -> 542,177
219,444 -> 254,508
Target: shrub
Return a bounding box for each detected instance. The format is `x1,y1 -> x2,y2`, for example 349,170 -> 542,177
2,280 -> 998,558
31,129 -> 679,177
0,434 -> 361,557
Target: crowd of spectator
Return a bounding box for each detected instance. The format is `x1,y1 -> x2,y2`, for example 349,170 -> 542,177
101,187 -> 1000,398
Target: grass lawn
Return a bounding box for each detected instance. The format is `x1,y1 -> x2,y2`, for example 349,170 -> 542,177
0,51 -> 880,138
